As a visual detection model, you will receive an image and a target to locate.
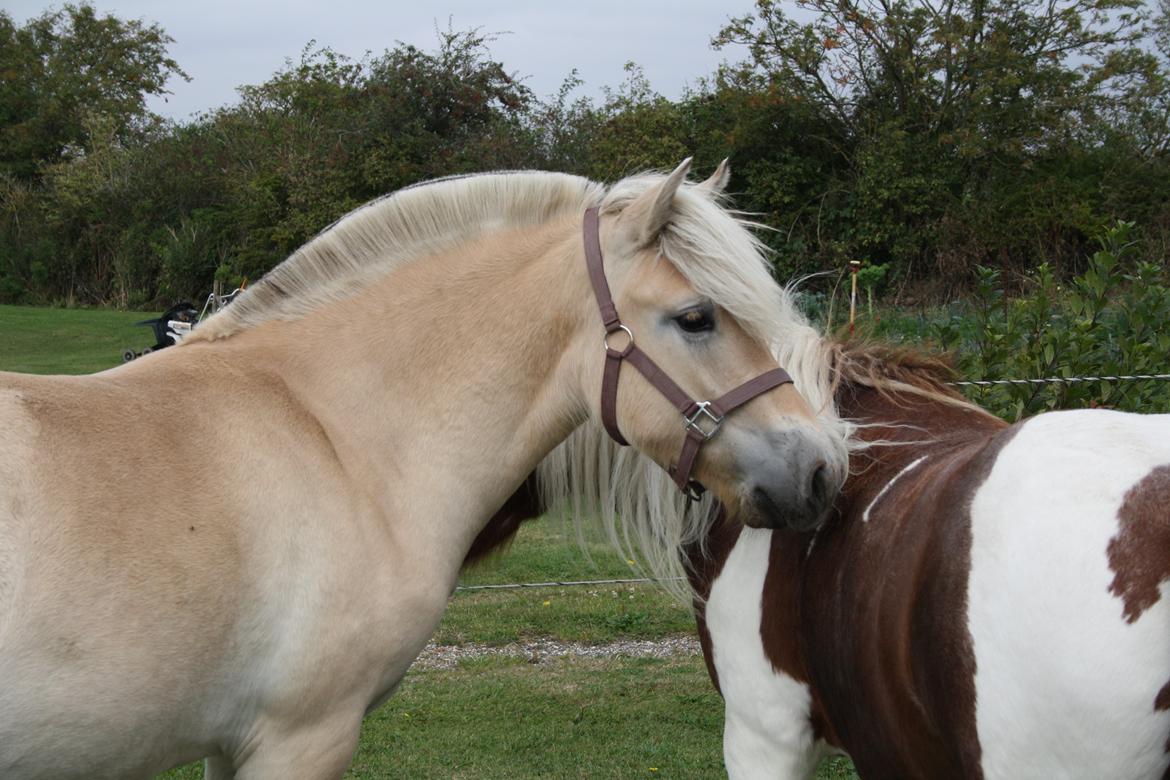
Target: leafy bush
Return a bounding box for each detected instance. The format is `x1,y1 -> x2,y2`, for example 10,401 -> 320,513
933,222 -> 1170,419
2,4 -> 1168,305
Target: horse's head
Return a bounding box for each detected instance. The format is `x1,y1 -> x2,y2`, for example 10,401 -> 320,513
571,159 -> 846,532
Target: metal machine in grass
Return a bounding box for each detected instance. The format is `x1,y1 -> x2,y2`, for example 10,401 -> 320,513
121,284 -> 244,362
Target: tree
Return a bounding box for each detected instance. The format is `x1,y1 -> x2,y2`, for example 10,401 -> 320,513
717,0 -> 1156,147
714,0 -> 1167,286
201,29 -> 536,283
0,3 -> 187,179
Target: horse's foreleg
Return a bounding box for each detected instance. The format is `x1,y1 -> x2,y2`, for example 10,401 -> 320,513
723,706 -> 820,780
203,755 -> 237,780
232,714 -> 363,780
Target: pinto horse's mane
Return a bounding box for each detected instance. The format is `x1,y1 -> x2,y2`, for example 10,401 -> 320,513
828,339 -> 975,408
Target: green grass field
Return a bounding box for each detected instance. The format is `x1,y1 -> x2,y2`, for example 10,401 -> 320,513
0,303 -> 159,374
1,304 -> 859,779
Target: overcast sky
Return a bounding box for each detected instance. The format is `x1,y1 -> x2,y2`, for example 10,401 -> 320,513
6,1 -> 755,122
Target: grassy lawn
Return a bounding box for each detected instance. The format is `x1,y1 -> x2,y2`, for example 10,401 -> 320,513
3,304 -> 859,779
164,655 -> 859,779
0,303 -> 158,374
447,515 -> 694,645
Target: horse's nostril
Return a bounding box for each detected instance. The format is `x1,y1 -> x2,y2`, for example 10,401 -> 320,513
810,461 -> 830,504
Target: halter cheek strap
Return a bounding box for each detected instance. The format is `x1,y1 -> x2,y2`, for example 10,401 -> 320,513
582,206 -> 794,499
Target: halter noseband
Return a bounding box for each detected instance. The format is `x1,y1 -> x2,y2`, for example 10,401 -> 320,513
582,206 -> 794,500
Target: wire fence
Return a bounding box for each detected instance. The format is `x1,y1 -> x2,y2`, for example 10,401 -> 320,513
947,373 -> 1170,388
458,370 -> 1168,593
455,577 -> 676,592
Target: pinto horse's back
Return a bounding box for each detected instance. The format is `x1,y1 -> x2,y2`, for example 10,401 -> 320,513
969,408 -> 1170,779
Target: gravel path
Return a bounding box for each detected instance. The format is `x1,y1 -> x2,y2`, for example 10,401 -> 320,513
413,636 -> 702,671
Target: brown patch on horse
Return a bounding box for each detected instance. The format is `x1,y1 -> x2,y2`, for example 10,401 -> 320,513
906,424 -> 1021,780
1107,465 -> 1170,624
687,510 -> 743,696
463,473 -> 543,567
760,532 -> 808,684
793,371 -> 1015,779
1159,681 -> 1170,764
1156,681 -> 1170,711
759,530 -> 842,747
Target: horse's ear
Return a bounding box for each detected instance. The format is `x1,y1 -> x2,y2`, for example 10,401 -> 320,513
695,159 -> 731,196
621,157 -> 692,248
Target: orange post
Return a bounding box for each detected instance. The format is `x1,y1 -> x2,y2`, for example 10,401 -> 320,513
849,261 -> 860,336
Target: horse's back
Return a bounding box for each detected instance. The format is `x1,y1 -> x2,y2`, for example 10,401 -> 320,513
969,408 -> 1170,779
0,377 -> 38,640
0,367 -> 234,775
0,358 -> 351,775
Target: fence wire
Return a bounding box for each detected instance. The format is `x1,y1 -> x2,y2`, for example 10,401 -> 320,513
947,373 -> 1170,388
455,577 -> 678,592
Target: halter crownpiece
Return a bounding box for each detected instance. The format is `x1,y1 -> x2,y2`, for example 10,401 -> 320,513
582,206 -> 794,500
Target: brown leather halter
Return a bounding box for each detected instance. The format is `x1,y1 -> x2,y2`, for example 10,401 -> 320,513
582,206 -> 794,500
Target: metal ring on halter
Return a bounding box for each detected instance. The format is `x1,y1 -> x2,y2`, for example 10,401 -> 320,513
603,324 -> 635,357
684,401 -> 723,440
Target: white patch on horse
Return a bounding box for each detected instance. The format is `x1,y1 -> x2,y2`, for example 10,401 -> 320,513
706,528 -> 823,780
969,410 -> 1170,779
862,455 -> 928,523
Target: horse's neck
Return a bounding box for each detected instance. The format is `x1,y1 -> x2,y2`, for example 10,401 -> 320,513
838,381 -> 1000,445
218,220 -> 590,559
831,380 -> 1004,521
708,382 -> 1006,685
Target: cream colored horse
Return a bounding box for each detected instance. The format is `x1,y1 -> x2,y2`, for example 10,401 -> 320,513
0,160 -> 847,779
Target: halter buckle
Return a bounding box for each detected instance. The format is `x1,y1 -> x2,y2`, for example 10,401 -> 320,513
684,401 -> 723,440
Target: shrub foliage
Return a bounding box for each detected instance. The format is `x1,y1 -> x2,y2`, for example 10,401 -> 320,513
0,1 -> 1168,307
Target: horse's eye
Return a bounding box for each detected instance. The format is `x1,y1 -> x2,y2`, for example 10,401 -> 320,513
674,308 -> 714,334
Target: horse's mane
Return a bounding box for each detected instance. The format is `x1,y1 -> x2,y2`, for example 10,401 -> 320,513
828,338 -> 973,407
185,171 -> 605,342
185,168 -> 808,352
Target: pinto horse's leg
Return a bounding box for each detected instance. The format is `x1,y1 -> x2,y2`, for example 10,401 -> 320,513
232,715 -> 363,780
707,529 -> 822,780
203,755 -> 236,780
723,709 -> 821,780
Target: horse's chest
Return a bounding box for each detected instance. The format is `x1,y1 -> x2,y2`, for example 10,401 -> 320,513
705,529 -> 828,778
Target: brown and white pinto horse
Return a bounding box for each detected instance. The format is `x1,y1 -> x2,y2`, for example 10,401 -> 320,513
693,343 -> 1170,779
486,342 -> 1170,779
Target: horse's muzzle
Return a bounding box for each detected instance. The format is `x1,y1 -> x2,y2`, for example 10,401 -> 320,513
741,428 -> 842,532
